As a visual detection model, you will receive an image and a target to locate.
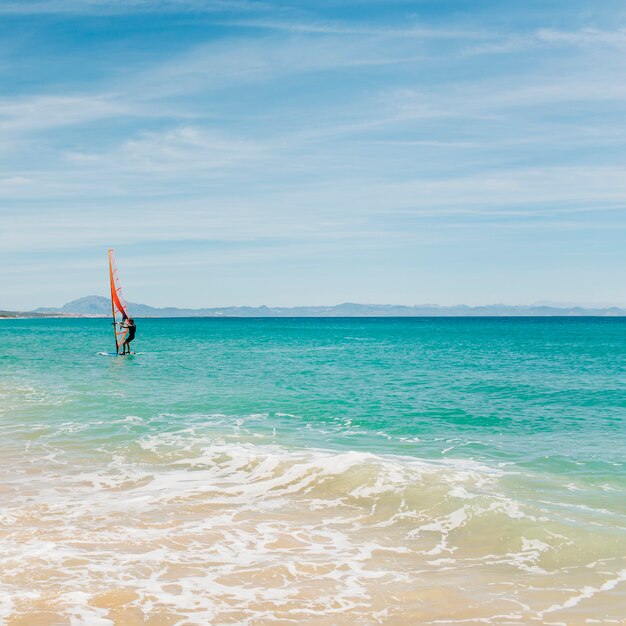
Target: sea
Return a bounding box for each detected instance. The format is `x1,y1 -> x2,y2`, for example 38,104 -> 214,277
1,317 -> 625,625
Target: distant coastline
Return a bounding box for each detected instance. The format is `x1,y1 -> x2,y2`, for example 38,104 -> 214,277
2,295 -> 625,318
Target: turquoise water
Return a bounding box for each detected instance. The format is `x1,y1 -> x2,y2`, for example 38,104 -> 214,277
2,317 -> 625,624
4,317 -> 626,468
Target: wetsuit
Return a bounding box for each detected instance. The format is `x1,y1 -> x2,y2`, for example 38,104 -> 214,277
121,320 -> 136,353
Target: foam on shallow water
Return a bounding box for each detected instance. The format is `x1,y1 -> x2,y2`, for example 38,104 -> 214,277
2,427 -> 625,626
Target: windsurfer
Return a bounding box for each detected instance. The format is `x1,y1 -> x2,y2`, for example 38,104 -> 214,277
119,317 -> 136,354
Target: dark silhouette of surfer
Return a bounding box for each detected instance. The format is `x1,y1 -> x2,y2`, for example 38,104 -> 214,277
119,317 -> 136,354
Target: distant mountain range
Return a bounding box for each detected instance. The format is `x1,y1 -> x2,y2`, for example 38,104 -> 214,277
24,295 -> 626,317
1,309 -> 51,318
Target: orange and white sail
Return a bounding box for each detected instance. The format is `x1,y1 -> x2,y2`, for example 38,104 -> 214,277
108,249 -> 129,353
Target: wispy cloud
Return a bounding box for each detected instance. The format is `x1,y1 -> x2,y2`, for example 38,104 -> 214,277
468,27 -> 626,55
0,0 -> 274,16
65,126 -> 265,175
2,0 -> 626,307
0,94 -> 132,134
216,17 -> 479,39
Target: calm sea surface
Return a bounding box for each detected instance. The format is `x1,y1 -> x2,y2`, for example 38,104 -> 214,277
1,317 -> 625,624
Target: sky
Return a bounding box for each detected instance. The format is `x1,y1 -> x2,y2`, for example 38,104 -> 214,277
2,0 -> 626,309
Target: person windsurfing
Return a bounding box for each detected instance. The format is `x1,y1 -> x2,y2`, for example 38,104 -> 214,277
108,249 -> 136,356
119,316 -> 136,354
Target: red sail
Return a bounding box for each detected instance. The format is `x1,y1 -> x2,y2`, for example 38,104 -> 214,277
108,249 -> 129,352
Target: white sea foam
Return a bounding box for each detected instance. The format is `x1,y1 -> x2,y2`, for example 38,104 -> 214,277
1,422 -> 625,624
539,569 -> 626,616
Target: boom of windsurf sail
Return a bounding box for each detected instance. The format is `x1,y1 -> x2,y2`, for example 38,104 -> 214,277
108,249 -> 129,354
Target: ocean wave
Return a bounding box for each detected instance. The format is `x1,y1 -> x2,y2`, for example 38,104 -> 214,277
1,432 -> 625,625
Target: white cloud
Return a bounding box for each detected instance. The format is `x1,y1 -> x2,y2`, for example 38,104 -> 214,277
536,27 -> 626,47
65,126 -> 265,175
217,17 -> 478,40
0,0 -> 273,16
2,164 -> 625,259
0,94 -> 132,134
133,34 -> 431,104
468,27 -> 626,55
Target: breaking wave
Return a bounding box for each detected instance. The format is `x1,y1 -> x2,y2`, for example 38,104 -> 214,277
1,414 -> 625,625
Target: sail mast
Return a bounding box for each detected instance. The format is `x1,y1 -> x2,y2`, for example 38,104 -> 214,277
108,249 -> 128,354
108,249 -> 119,354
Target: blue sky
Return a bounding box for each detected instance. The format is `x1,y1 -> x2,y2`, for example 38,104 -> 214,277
2,0 -> 626,309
